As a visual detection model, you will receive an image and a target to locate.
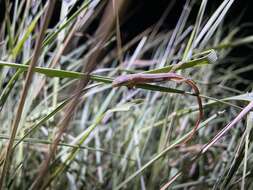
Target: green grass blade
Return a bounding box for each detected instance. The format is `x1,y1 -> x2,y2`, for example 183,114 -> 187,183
42,0 -> 91,47
145,49 -> 217,73
13,99 -> 70,149
11,8 -> 45,58
0,50 -> 217,83
0,70 -> 24,111
0,61 -> 198,95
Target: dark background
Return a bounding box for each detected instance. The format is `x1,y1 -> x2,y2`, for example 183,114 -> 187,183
0,0 -> 252,85
1,0 -> 252,42
1,0 -> 252,40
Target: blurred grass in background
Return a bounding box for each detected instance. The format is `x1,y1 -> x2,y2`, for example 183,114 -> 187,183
0,0 -> 253,189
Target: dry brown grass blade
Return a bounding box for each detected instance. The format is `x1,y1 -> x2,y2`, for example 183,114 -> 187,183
113,0 -> 124,65
0,0 -> 56,188
30,1 -> 128,189
201,101 -> 253,154
161,100 -> 253,188
33,2 -> 108,99
160,172 -> 182,190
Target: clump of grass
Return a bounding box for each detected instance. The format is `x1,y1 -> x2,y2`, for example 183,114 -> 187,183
0,0 -> 253,189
